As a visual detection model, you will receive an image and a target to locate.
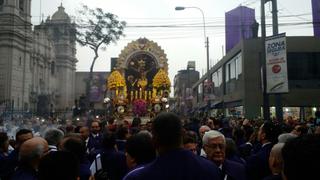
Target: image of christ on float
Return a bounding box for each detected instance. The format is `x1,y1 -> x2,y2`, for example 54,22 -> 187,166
125,53 -> 158,102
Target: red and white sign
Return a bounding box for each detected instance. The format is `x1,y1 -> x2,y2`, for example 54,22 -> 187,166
265,33 -> 289,94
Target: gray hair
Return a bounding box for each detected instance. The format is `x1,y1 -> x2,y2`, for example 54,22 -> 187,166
278,133 -> 297,143
138,130 -> 152,138
44,128 -> 64,146
202,130 -> 225,145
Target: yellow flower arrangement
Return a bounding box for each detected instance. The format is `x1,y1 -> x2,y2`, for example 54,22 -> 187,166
152,69 -> 171,89
107,70 -> 126,90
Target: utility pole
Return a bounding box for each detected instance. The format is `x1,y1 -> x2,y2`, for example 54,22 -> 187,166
261,0 -> 270,121
271,0 -> 284,122
261,0 -> 282,122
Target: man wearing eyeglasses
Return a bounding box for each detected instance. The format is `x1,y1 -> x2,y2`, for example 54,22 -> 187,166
203,130 -> 246,180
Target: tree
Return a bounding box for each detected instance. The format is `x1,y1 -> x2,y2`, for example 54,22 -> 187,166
75,5 -> 126,109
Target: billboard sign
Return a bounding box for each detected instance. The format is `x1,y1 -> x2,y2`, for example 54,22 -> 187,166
265,33 -> 289,94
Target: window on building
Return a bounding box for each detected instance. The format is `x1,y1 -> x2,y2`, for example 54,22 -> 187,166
198,83 -> 203,94
225,53 -> 242,82
212,72 -> 218,88
225,63 -> 230,82
0,0 -> 4,6
217,68 -> 222,87
230,60 -> 236,79
19,0 -> 24,11
19,57 -> 22,66
287,52 -> 320,80
236,54 -> 242,79
212,68 -> 223,88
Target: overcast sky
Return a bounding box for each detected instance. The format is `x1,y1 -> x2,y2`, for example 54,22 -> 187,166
31,0 -> 314,83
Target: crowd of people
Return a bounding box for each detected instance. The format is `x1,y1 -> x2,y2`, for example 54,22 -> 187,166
0,112 -> 320,180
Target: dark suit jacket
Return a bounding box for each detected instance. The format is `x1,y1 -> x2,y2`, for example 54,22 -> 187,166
262,174 -> 283,180
246,143 -> 273,180
239,143 -> 253,159
87,133 -> 103,162
100,148 -> 128,180
87,133 -> 103,152
10,166 -> 37,180
124,149 -> 221,180
223,160 -> 247,180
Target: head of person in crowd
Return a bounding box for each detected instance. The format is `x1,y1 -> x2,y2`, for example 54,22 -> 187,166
145,121 -> 152,132
18,137 -> 49,170
151,112 -> 183,154
116,126 -> 130,140
290,124 -> 308,136
44,128 -> 64,152
116,126 -> 130,152
122,120 -> 130,129
225,138 -> 238,159
282,134 -> 320,180
91,121 -> 101,135
132,117 -> 141,128
258,121 -> 282,145
206,118 -> 215,130
107,117 -> 116,132
242,124 -> 254,142
277,133 -> 297,143
101,132 -> 117,150
285,116 -> 294,126
315,126 -> 320,134
66,124 -> 75,135
182,131 -> 198,155
268,143 -> 284,176
15,129 -> 33,150
0,132 -> 9,155
199,125 -> 211,140
203,130 -> 226,166
213,118 -> 222,130
125,133 -> 156,169
130,117 -> 141,135
74,125 -> 82,134
232,127 -> 245,145
242,118 -> 251,127
38,151 -> 80,180
60,135 -> 86,161
79,126 -> 90,141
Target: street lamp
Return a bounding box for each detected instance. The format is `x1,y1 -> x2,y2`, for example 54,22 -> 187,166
175,6 -> 211,100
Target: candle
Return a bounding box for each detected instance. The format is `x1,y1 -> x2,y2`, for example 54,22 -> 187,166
145,90 -> 147,100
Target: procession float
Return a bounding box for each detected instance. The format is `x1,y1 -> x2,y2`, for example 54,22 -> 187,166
106,38 -> 171,118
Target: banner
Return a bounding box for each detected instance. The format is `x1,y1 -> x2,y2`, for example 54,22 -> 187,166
265,33 -> 289,94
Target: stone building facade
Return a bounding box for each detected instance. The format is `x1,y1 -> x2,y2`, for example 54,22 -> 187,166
0,1 -> 76,116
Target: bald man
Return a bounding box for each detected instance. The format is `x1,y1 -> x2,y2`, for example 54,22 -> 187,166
263,143 -> 284,180
198,125 -> 211,156
11,137 -> 49,180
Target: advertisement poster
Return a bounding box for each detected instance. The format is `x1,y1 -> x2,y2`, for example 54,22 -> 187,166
265,33 -> 289,94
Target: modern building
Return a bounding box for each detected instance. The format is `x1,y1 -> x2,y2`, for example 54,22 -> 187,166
174,61 -> 199,116
192,37 -> 320,120
0,1 -> 77,116
225,6 -> 257,53
312,0 -> 320,37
